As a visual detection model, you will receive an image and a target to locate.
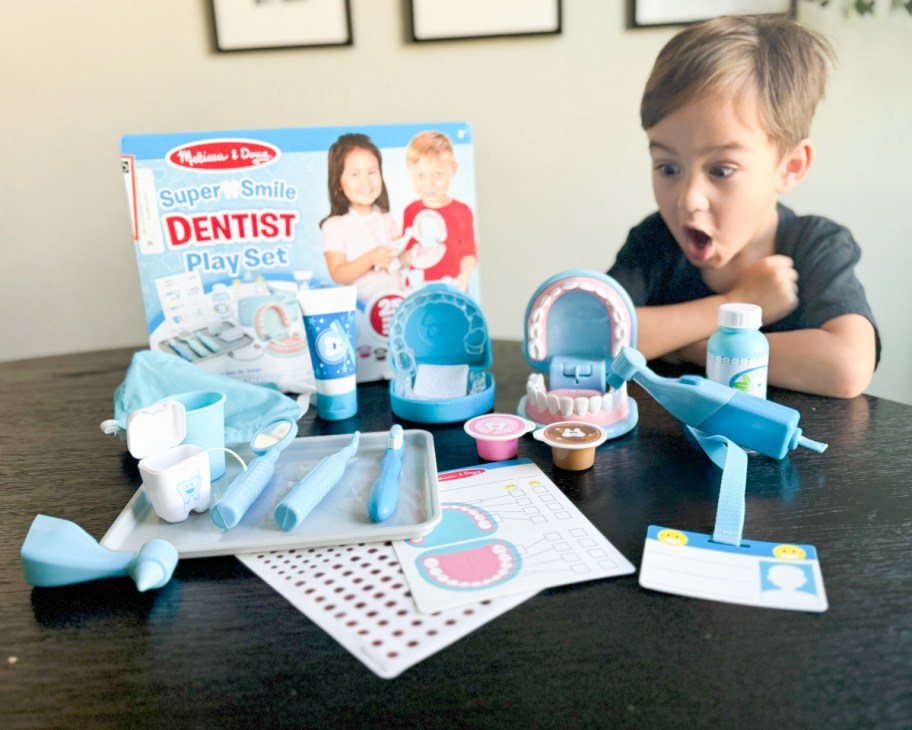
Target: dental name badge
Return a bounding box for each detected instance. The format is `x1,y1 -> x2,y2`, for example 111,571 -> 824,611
639,525 -> 827,613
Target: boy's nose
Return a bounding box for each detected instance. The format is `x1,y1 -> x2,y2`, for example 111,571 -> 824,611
678,175 -> 709,213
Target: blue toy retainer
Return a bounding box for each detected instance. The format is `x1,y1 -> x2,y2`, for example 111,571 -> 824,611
519,269 -> 639,439
388,284 -> 495,423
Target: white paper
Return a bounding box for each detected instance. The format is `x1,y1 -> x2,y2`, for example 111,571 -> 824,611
394,459 -> 635,614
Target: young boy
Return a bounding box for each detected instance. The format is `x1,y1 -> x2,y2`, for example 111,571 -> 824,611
608,15 -> 879,398
402,131 -> 477,293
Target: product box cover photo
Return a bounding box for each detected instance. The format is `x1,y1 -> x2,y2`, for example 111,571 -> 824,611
120,122 -> 481,388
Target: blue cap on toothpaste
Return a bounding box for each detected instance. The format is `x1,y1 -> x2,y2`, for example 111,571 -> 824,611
317,390 -> 358,421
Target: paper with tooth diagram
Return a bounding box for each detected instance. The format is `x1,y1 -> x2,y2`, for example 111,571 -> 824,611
236,541 -> 534,679
393,459 -> 635,614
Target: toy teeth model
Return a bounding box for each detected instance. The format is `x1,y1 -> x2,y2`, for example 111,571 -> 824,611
519,270 -> 639,438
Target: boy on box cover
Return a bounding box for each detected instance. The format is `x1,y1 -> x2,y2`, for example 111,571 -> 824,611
402,131 -> 477,293
608,15 -> 879,398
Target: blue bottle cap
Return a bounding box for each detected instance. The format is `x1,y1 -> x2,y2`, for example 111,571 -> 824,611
317,390 -> 358,421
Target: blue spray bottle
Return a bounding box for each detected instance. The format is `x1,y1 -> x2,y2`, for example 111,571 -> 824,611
607,348 -> 826,459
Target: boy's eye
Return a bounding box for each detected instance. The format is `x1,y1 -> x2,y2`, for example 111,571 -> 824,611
654,163 -> 680,177
709,165 -> 735,179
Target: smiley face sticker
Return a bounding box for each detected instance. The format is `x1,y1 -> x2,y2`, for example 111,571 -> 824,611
772,544 -> 807,561
657,529 -> 689,547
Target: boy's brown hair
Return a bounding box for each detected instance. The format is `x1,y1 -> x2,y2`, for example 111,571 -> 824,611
406,131 -> 455,166
640,14 -> 835,154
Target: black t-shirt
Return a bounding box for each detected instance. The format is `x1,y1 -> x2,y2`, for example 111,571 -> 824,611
608,204 -> 881,365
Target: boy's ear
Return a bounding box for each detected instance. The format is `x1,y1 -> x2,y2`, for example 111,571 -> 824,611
777,139 -> 814,193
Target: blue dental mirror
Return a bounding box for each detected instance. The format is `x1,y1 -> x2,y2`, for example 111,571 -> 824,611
210,417 -> 299,530
251,417 -> 299,455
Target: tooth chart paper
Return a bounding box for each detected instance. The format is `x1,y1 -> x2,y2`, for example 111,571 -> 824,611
393,459 -> 635,614
236,542 -> 535,679
120,122 -> 480,385
639,526 -> 828,613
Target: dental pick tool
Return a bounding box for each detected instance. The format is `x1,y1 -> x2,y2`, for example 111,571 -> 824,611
210,418 -> 299,530
367,425 -> 405,522
274,432 -> 360,530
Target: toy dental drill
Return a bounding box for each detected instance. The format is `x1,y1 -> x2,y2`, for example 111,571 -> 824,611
21,515 -> 178,592
607,348 -> 827,459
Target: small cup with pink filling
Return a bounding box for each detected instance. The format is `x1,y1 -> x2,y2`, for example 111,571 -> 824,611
464,413 -> 536,461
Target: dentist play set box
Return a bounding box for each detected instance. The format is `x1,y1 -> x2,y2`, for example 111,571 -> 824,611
121,122 -> 481,387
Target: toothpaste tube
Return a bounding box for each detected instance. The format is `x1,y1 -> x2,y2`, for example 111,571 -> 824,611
297,286 -> 358,420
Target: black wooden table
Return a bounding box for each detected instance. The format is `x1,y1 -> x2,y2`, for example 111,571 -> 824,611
1,342 -> 909,728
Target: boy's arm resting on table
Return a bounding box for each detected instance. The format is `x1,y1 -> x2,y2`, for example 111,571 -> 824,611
672,314 -> 876,398
765,315 -> 875,398
634,297 -> 730,361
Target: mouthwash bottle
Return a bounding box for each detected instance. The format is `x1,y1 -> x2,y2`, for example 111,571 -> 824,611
706,303 -> 769,398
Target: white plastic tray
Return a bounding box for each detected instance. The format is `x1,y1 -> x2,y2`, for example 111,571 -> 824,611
101,430 -> 440,558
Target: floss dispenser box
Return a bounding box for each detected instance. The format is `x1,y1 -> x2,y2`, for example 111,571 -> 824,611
388,283 -> 495,423
120,122 -> 482,387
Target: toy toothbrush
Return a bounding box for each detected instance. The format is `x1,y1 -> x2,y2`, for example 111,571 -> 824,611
367,425 -> 405,522
210,417 -> 299,530
21,515 -> 178,592
607,347 -> 827,459
274,432 -> 360,530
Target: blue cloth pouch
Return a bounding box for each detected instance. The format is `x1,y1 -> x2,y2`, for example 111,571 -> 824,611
100,350 -> 307,445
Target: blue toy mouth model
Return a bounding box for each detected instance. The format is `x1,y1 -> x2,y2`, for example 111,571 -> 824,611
519,269 -> 639,439
388,283 -> 495,424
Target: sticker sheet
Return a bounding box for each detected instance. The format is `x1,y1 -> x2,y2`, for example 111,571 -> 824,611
393,459 -> 635,614
237,542 -> 535,679
639,525 -> 827,612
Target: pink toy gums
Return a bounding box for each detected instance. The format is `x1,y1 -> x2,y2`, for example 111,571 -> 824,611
519,270 -> 639,439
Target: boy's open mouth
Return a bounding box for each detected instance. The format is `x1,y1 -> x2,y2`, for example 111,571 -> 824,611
683,225 -> 713,262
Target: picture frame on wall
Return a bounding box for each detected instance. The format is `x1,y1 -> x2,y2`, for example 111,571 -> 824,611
211,0 -> 352,52
409,0 -> 562,43
630,0 -> 795,28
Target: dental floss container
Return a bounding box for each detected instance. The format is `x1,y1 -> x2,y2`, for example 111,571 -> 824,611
125,400 -> 212,522
707,303 -> 769,399
126,399 -> 189,459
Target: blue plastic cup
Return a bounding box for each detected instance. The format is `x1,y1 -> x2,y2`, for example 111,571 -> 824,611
170,391 -> 227,479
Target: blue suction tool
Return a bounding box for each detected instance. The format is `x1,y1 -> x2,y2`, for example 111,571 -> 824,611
21,515 -> 178,592
607,347 -> 827,459
274,432 -> 360,530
